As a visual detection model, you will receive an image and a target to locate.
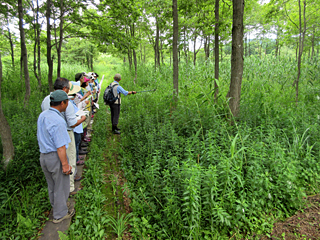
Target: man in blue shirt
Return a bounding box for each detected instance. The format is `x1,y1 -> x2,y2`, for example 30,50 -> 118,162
109,74 -> 136,134
37,90 -> 75,223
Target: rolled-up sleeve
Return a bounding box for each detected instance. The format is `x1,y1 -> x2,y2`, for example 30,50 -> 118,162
117,86 -> 129,96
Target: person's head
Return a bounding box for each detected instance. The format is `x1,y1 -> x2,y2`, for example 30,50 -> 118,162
114,74 -> 121,82
75,72 -> 85,82
50,90 -> 69,112
81,81 -> 88,88
54,77 -> 70,93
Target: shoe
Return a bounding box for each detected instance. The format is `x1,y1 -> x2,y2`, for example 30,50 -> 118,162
115,125 -> 121,131
53,209 -> 75,224
79,149 -> 88,154
83,138 -> 91,142
74,176 -> 83,181
69,188 -> 81,196
81,142 -> 89,147
81,147 -> 88,151
76,160 -> 85,165
113,129 -> 121,135
78,155 -> 85,160
91,115 -> 94,118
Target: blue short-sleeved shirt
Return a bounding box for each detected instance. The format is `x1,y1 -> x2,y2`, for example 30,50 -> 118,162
70,100 -> 83,134
41,94 -> 78,131
37,108 -> 71,153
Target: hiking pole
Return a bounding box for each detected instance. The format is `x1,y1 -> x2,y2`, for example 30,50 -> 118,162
135,89 -> 157,93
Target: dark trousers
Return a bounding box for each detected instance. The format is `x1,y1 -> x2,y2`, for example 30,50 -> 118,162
110,103 -> 121,126
74,132 -> 82,162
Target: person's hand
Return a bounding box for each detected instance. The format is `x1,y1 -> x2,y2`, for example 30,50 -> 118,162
132,91 -> 136,94
62,164 -> 72,175
85,100 -> 89,104
81,115 -> 86,121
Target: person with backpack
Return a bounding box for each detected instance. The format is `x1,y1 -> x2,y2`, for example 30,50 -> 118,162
106,74 -> 136,134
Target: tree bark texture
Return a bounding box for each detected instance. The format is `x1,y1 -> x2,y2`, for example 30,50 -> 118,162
154,17 -> 160,69
214,0 -> 219,101
0,54 -> 15,170
33,0 -> 41,90
133,49 -> 137,84
227,0 -> 244,119
130,24 -> 138,83
294,0 -> 307,104
46,0 -> 54,92
5,18 -> 15,68
18,0 -> 31,105
57,0 -> 64,78
172,0 -> 179,98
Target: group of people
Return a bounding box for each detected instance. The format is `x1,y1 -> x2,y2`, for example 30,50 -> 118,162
37,72 -> 137,224
37,72 -> 100,223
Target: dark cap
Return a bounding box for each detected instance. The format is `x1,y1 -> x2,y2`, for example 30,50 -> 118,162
50,90 -> 69,102
75,72 -> 85,81
114,74 -> 121,80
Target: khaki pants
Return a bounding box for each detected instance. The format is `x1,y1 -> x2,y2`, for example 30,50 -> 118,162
40,152 -> 69,219
67,130 -> 76,192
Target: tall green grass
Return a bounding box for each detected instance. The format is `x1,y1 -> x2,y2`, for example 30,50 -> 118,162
112,55 -> 320,238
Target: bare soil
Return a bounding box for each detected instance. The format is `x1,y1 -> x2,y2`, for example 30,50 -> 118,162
262,195 -> 320,240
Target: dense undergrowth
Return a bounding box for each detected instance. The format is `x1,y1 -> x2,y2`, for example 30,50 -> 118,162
112,55 -> 320,239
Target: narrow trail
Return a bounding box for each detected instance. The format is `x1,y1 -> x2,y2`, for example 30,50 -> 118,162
101,119 -> 132,240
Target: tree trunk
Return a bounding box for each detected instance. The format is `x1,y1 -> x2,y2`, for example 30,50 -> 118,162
294,0 -> 307,104
227,0 -> 244,120
140,42 -> 143,63
56,0 -> 64,78
214,0 -> 219,101
311,25 -> 315,59
46,0 -> 54,92
90,54 -> 93,71
18,0 -> 31,105
160,39 -> 164,65
0,54 -> 14,170
184,26 -> 188,64
37,0 -> 41,86
144,45 -> 146,63
6,19 -> 15,68
248,31 -> 250,56
244,36 -> 247,57
193,34 -> 197,66
172,0 -> 179,98
133,49 -> 137,84
128,49 -> 132,71
155,17 -> 160,69
123,57 -> 126,63
33,0 -> 41,90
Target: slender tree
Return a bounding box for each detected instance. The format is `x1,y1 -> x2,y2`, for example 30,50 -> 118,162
46,0 -> 54,92
172,0 -> 179,98
214,0 -> 219,101
227,0 -> 244,119
0,53 -> 14,170
18,0 -> 31,105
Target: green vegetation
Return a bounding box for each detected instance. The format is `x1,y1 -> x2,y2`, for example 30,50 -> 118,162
110,56 -> 320,238
2,0 -> 320,238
